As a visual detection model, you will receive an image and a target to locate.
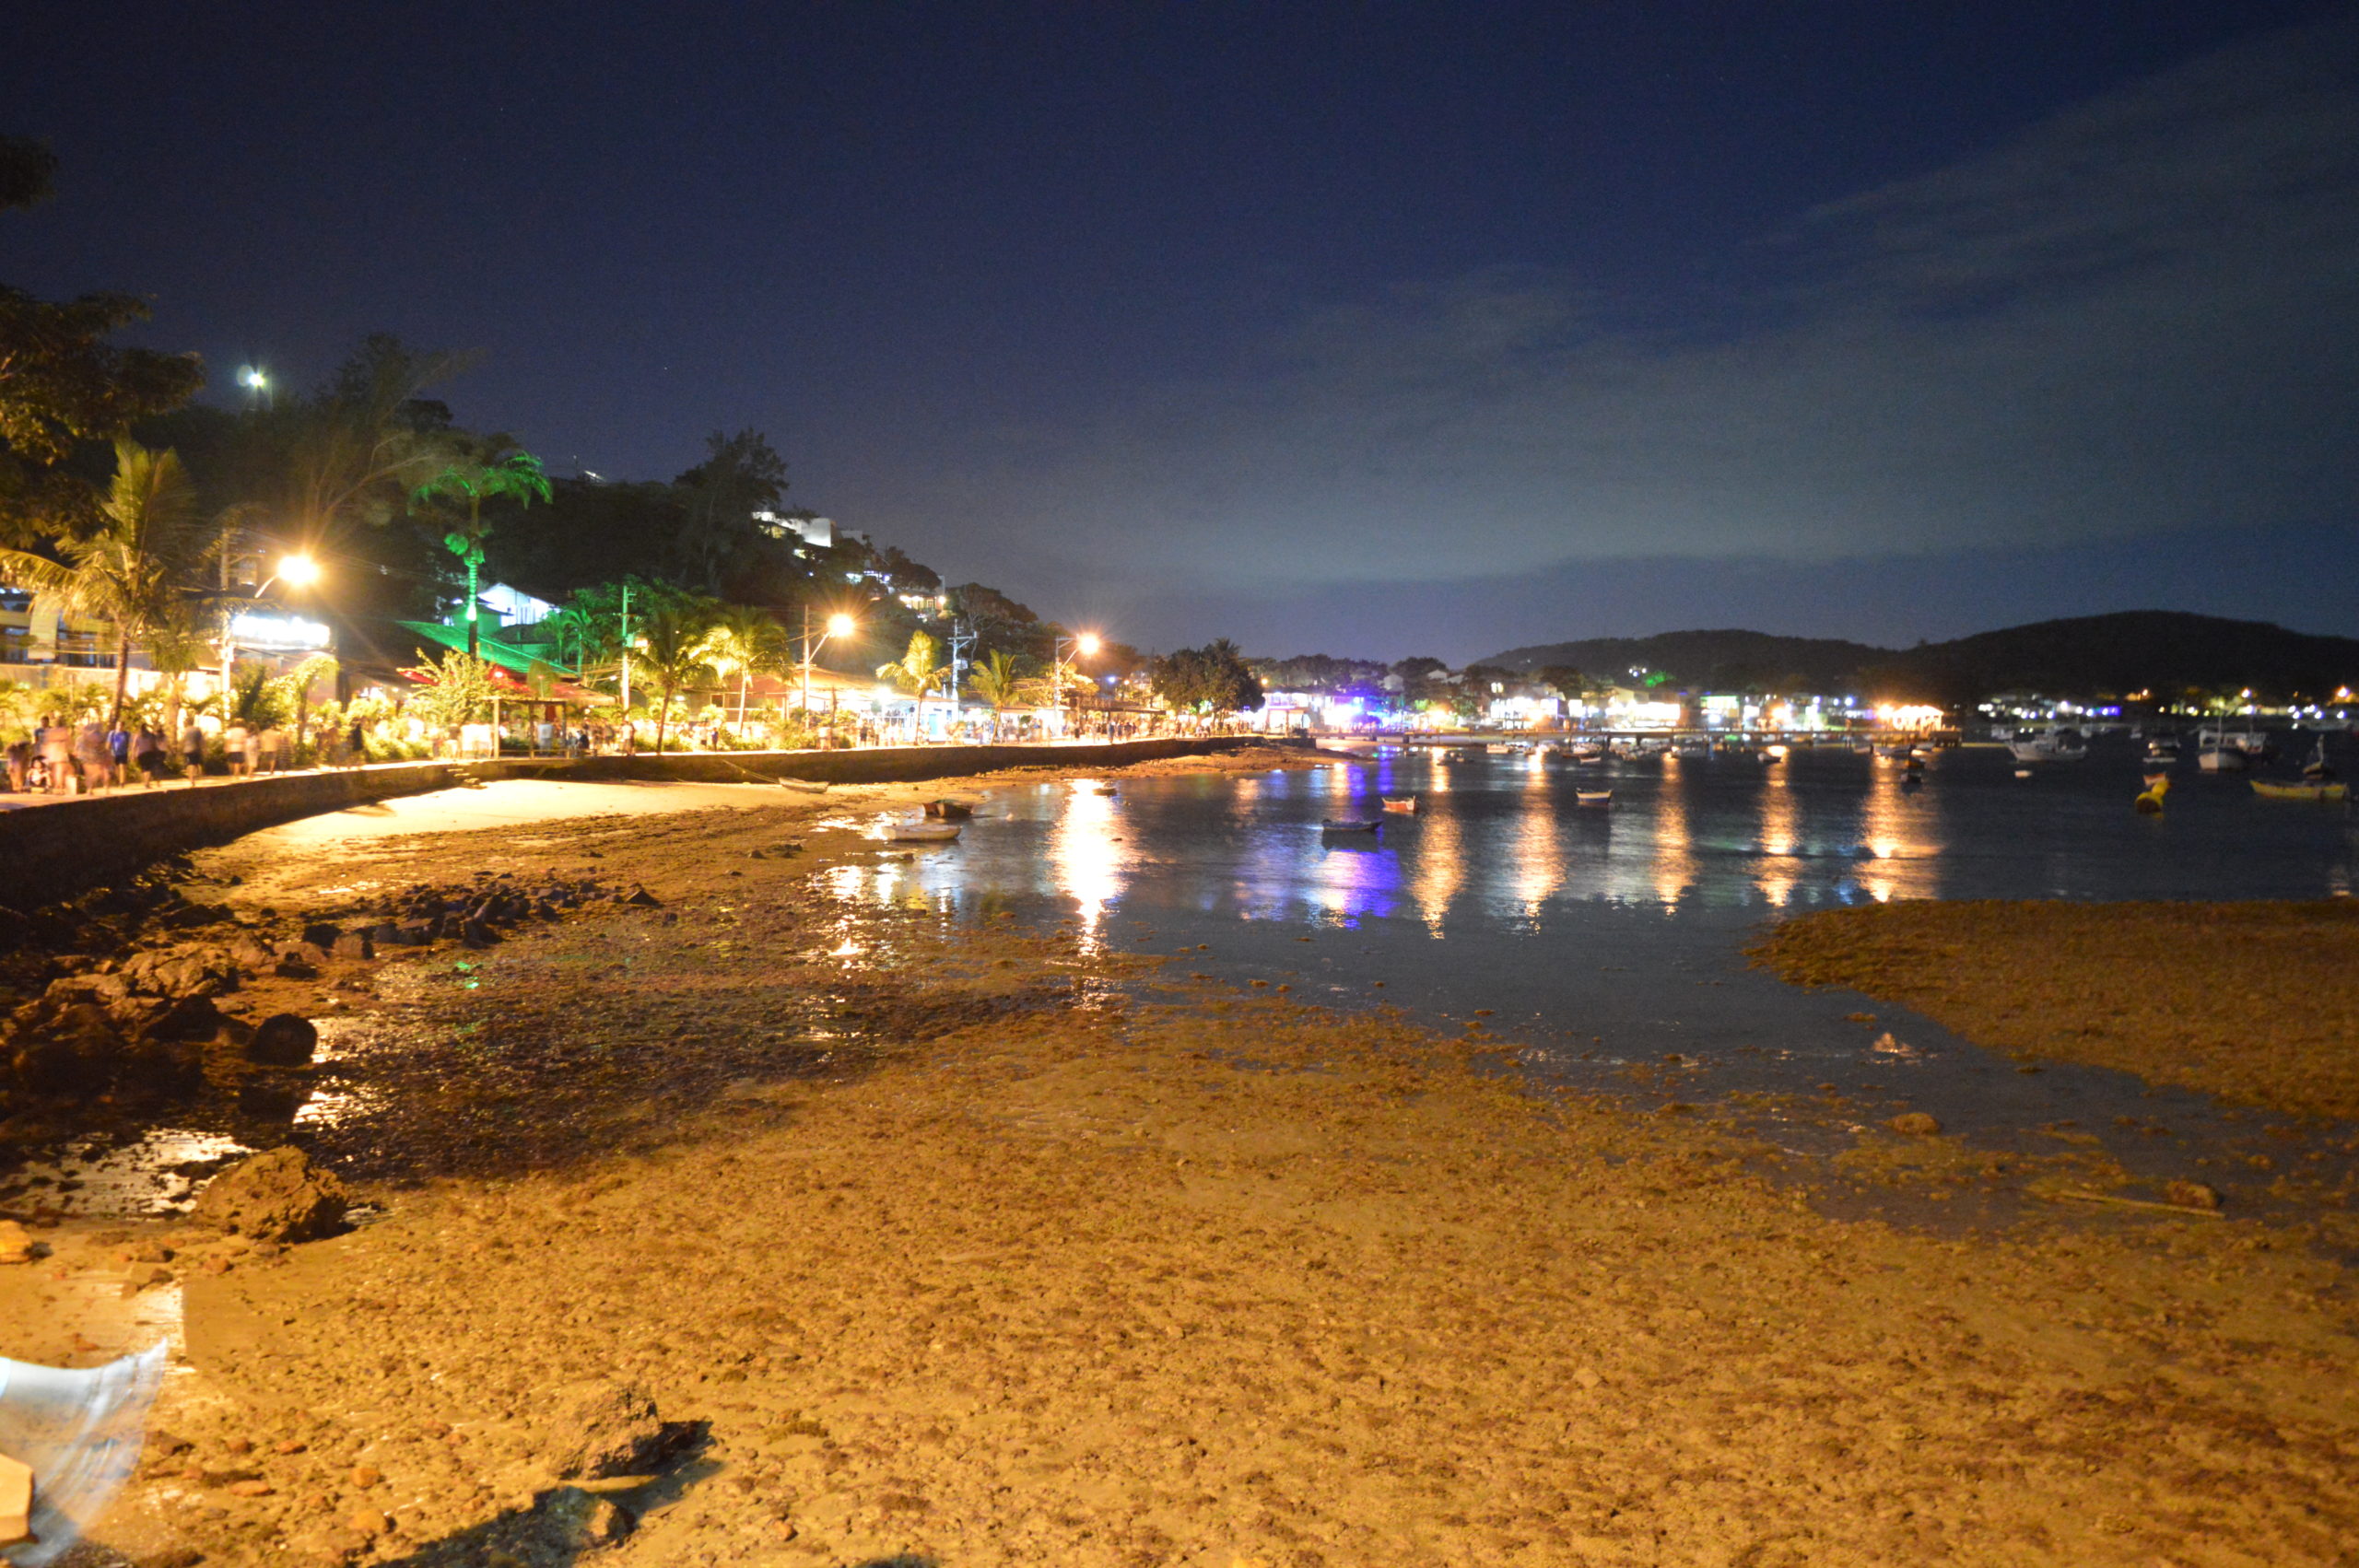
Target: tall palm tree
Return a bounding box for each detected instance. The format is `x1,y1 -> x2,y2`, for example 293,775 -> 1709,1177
877,628 -> 952,738
967,649 -> 1027,742
0,439 -> 217,726
693,604 -> 788,731
410,447 -> 551,656
636,604 -> 715,755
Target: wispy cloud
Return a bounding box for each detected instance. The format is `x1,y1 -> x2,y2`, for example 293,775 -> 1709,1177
930,18 -> 2359,600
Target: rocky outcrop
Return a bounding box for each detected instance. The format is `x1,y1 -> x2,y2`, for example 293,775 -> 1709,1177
189,1146 -> 350,1243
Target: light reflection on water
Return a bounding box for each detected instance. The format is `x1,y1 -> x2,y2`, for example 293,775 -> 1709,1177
826,743 -> 2358,1165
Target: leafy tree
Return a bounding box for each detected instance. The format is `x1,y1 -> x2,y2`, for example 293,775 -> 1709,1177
674,429 -> 787,594
399,649 -> 498,731
966,649 -> 1030,740
0,439 -> 219,725
1151,639 -> 1265,716
411,446 -> 551,655
635,602 -> 716,754
1,144 -> 203,544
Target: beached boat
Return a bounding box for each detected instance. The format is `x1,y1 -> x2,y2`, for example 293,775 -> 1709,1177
886,819 -> 963,843
1380,796 -> 1419,813
1321,817 -> 1383,833
922,798 -> 975,820
1671,738 -> 1711,758
2250,779 -> 2348,802
1574,789 -> 1613,806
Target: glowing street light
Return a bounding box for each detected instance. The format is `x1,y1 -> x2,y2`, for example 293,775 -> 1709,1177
1053,630 -> 1105,738
802,607 -> 859,713
275,553 -> 320,589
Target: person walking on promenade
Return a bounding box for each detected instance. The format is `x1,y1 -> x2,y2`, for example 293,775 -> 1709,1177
133,725 -> 167,787
107,720 -> 131,782
346,716 -> 366,767
75,718 -> 113,791
179,716 -> 205,784
34,718 -> 65,792
257,725 -> 283,774
4,730 -> 29,793
241,723 -> 262,778
224,720 -> 250,779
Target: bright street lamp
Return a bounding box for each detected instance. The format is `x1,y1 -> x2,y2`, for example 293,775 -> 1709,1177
1053,630 -> 1104,738
802,608 -> 859,714
276,553 -> 319,589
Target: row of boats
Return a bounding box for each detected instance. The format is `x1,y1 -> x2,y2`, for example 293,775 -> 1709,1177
2011,724 -> 2347,801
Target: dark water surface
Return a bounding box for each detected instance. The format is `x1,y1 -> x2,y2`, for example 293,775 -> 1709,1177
836,739 -> 2359,1214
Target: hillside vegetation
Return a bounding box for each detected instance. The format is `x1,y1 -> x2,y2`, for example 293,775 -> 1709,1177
1487,612 -> 2359,702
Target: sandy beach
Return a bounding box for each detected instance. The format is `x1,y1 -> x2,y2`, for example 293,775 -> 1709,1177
4,756 -> 2355,1566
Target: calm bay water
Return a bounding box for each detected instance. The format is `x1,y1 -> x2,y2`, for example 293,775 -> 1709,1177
838,737 -> 2359,1199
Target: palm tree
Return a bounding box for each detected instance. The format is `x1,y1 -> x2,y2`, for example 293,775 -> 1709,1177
0,439 -> 218,727
693,604 -> 788,731
877,628 -> 952,740
967,649 -> 1027,742
636,604 -> 715,755
410,447 -> 551,656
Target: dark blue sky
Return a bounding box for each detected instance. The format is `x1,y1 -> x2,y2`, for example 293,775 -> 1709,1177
8,3 -> 2356,658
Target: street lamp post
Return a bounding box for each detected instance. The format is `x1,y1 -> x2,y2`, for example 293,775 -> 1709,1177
1052,632 -> 1100,740
801,608 -> 857,719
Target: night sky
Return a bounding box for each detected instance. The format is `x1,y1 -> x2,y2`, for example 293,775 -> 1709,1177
8,3 -> 2356,659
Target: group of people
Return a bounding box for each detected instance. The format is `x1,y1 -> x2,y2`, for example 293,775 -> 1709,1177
0,714 -> 316,796
5,715 -> 177,795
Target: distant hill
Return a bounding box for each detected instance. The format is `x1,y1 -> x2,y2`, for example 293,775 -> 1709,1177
1486,613 -> 2359,703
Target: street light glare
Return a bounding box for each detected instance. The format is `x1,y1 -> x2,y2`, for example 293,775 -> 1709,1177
1076,634 -> 1101,656
276,553 -> 320,587
827,613 -> 856,638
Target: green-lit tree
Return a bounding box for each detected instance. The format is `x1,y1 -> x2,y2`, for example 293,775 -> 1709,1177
411,447 -> 552,656
399,649 -> 498,732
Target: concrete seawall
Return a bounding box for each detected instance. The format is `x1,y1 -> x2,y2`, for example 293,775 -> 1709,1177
0,736 -> 1275,911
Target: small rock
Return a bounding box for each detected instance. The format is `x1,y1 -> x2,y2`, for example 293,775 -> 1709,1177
621,887 -> 662,908
542,1382 -> 672,1479
329,932 -> 374,962
2164,1180 -> 2223,1211
1887,1112 -> 1942,1136
349,1465 -> 381,1490
300,923 -> 343,952
541,1486 -> 633,1550
346,1508 -> 389,1537
0,1220 -> 32,1264
147,993 -> 226,1042
244,1013 -> 320,1067
227,1479 -> 275,1497
189,1147 -> 349,1243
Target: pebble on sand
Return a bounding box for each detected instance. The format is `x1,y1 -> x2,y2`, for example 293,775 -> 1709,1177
1886,1112 -> 1942,1136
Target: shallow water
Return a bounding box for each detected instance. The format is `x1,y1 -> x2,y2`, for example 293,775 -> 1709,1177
838,738 -> 2359,1213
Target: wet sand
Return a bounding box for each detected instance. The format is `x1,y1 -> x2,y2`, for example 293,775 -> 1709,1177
10,762 -> 2358,1566
1752,899 -> 2359,1125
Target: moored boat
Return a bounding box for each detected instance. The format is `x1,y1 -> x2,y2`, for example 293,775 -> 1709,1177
1321,817 -> 1383,833
1574,789 -> 1613,806
1380,796 -> 1419,813
887,819 -> 963,843
2250,779 -> 2348,802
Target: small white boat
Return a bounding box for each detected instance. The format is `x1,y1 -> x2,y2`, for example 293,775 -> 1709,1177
1380,795 -> 1418,813
886,819 -> 963,843
2006,728 -> 2087,763
1575,789 -> 1613,806
2197,747 -> 2247,774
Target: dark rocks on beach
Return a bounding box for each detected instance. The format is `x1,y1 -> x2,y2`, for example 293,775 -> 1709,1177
542,1382 -> 674,1479
189,1146 -> 349,1243
541,1486 -> 635,1550
2165,1180 -> 2224,1211
148,994 -> 226,1042
1887,1112 -> 1942,1136
330,930 -> 375,961
244,1013 -> 319,1067
300,922 -> 343,952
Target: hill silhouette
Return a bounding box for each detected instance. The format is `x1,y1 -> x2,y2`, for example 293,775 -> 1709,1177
1486,613 -> 2359,704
